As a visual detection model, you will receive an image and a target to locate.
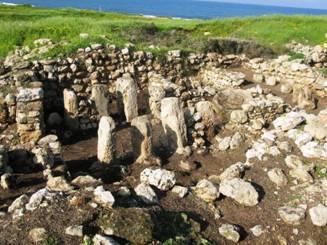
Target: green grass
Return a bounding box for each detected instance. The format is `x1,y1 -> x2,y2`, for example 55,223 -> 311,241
314,165 -> 327,179
0,5 -> 327,58
322,68 -> 327,77
288,52 -> 305,61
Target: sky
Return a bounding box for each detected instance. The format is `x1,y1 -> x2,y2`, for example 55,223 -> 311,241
206,0 -> 327,10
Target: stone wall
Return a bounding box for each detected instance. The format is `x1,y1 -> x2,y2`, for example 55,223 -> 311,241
16,86 -> 44,145
0,45 -> 244,140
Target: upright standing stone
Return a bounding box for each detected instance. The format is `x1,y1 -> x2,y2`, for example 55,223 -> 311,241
116,74 -> 138,122
63,89 -> 79,130
91,84 -> 110,116
63,89 -> 78,115
131,115 -> 161,165
16,87 -> 44,144
160,97 -> 188,154
148,74 -> 166,120
97,116 -> 116,164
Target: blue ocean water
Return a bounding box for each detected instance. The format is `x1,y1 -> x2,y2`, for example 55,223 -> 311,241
3,0 -> 327,19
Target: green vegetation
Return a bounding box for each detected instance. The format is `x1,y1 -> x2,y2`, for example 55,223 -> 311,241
322,68 -> 327,77
44,233 -> 59,245
288,52 -> 305,61
1,5 -> 327,58
314,165 -> 327,179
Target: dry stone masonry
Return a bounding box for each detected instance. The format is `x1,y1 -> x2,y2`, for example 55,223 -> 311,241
16,87 -> 44,145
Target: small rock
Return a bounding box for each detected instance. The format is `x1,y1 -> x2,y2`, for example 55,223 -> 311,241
298,238 -> 317,245
273,112 -> 305,131
219,162 -> 245,181
17,88 -> 43,102
230,132 -> 244,149
252,118 -> 265,130
219,224 -> 240,243
250,225 -> 265,237
134,183 -> 158,204
65,225 -> 83,237
26,188 -> 54,211
281,82 -> 293,94
289,166 -> 313,183
1,173 -> 12,189
171,185 -> 188,198
29,228 -> 47,243
309,203 -> 327,226
8,194 -> 28,213
72,175 -> 102,187
117,186 -> 131,197
179,160 -> 197,172
193,179 -> 219,203
218,137 -> 231,151
140,168 -> 176,191
94,186 -> 115,208
93,234 -> 119,245
278,205 -> 306,225
267,168 -> 288,187
47,176 -> 74,192
230,110 -> 248,124
253,73 -> 264,83
265,76 -> 277,86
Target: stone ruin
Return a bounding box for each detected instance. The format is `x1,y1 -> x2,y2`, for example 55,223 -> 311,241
0,42 -> 326,183
1,40 -> 327,244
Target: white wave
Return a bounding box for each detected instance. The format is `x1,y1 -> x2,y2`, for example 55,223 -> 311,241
1,2 -> 18,5
142,14 -> 157,18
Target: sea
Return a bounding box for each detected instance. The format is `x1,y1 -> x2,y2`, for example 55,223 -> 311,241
2,0 -> 327,19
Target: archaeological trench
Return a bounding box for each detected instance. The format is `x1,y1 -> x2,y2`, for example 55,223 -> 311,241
0,38 -> 327,244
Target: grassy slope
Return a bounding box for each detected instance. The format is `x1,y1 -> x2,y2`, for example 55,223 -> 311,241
1,5 -> 327,58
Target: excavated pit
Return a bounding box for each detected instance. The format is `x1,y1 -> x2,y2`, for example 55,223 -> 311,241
0,42 -> 327,244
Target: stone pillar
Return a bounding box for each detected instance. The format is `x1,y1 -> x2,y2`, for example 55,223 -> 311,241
131,115 -> 161,165
116,74 -> 138,122
160,97 -> 188,154
91,84 -> 110,116
148,75 -> 165,120
16,88 -> 44,145
97,116 -> 116,164
63,89 -> 79,130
